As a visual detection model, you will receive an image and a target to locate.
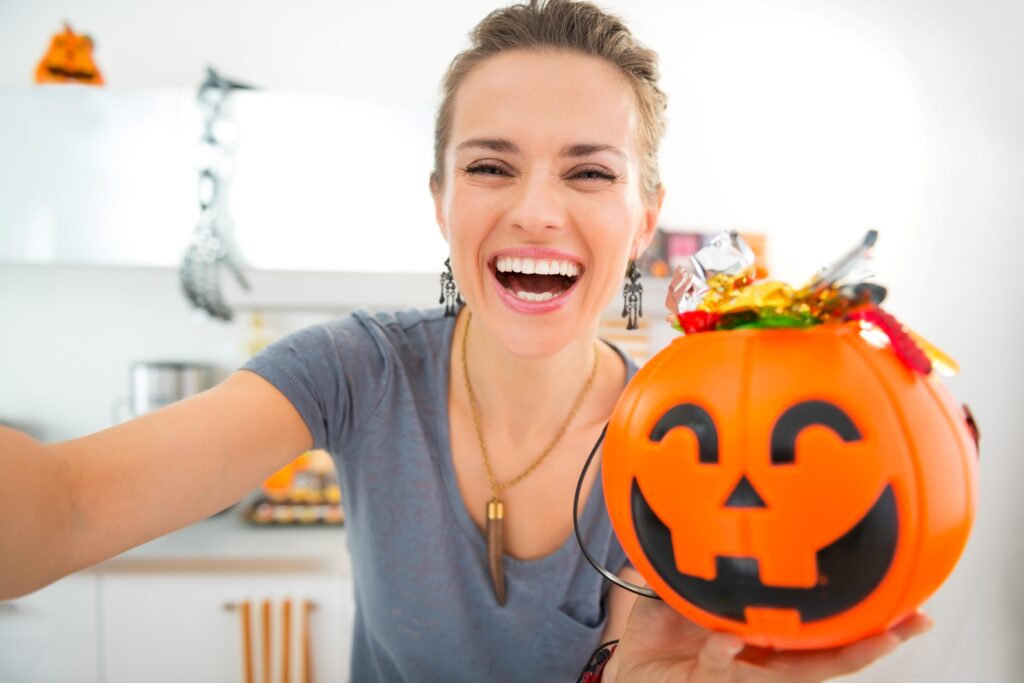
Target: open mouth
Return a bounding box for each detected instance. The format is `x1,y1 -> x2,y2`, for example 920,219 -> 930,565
631,481 -> 898,623
490,256 -> 583,303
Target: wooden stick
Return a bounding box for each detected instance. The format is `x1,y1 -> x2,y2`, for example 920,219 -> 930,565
261,599 -> 272,683
302,600 -> 314,683
240,601 -> 254,683
281,598 -> 292,683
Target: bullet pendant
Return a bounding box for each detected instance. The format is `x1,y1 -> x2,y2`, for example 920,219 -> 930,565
486,498 -> 506,606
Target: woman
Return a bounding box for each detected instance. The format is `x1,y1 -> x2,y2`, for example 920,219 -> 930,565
0,1 -> 929,680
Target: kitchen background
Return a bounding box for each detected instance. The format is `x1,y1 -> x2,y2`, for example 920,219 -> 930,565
1,0 -> 1021,681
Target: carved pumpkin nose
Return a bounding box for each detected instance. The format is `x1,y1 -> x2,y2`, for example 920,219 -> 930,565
724,475 -> 767,508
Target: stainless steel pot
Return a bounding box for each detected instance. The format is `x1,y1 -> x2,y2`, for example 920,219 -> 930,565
129,362 -> 216,416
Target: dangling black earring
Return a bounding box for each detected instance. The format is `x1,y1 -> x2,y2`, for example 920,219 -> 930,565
440,257 -> 463,317
622,260 -> 643,330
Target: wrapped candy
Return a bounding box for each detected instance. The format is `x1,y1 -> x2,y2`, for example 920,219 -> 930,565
665,230 -> 957,376
666,231 -> 755,316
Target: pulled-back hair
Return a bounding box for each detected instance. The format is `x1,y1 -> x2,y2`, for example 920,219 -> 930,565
430,0 -> 668,200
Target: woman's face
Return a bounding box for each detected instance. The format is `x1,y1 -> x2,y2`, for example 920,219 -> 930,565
433,49 -> 664,357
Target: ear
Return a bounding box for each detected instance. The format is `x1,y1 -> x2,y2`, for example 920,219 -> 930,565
430,174 -> 449,243
632,184 -> 666,258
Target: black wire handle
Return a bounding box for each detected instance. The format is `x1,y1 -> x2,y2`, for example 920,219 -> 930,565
573,424 -> 661,600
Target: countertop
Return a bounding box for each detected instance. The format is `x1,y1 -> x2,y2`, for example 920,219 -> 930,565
96,499 -> 352,575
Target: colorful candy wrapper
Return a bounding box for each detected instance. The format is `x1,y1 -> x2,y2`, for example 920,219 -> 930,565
664,230 -> 958,376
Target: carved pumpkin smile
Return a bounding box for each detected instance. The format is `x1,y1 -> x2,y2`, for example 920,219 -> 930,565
633,480 -> 897,622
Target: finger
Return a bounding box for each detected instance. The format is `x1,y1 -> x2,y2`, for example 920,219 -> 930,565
665,268 -> 683,309
755,630 -> 907,680
738,613 -> 934,681
889,611 -> 933,642
694,633 -> 744,683
757,640 -> 892,681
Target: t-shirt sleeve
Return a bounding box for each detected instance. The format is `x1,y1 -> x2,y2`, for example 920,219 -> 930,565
239,313 -> 389,454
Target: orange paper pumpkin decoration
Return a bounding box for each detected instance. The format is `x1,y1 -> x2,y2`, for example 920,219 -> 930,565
603,324 -> 978,650
35,24 -> 104,85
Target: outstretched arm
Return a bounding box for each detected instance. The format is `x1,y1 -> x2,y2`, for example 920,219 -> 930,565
0,369 -> 310,599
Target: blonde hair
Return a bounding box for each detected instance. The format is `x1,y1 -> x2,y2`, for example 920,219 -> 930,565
430,0 -> 668,200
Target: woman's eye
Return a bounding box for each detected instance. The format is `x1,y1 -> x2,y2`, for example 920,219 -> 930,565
572,168 -> 618,182
465,163 -> 509,177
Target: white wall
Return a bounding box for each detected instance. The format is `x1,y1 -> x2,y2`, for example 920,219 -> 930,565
2,1 -> 1021,681
0,266 -> 442,440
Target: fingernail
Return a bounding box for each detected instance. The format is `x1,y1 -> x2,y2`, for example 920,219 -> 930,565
920,614 -> 934,632
725,638 -> 745,656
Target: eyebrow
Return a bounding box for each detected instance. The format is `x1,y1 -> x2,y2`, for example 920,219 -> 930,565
454,137 -> 626,160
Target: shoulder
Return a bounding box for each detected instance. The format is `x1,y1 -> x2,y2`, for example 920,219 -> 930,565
340,306 -> 454,338
599,338 -> 640,381
247,306 -> 453,375
313,307 -> 456,387
327,306 -> 455,359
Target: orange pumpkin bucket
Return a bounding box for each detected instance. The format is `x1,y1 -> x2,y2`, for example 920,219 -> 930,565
599,232 -> 979,650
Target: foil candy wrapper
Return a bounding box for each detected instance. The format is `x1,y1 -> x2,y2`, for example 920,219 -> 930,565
692,231 -> 755,280
666,230 -> 756,316
800,229 -> 878,295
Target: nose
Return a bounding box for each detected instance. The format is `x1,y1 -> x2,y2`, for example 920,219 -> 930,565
506,168 -> 567,235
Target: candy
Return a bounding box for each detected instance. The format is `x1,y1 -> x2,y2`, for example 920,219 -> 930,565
717,280 -> 797,315
691,231 -> 755,279
728,312 -> 819,330
801,230 -> 878,295
666,230 -> 958,376
668,231 -> 756,316
845,307 -> 933,375
677,310 -> 721,334
907,328 -> 961,377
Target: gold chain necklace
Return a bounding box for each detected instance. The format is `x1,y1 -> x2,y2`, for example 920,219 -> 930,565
460,311 -> 599,605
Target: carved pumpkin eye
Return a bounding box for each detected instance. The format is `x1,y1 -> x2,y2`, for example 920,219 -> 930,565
771,400 -> 863,465
648,403 -> 718,464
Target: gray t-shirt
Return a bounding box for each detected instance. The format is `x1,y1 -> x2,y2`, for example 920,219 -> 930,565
242,307 -> 634,683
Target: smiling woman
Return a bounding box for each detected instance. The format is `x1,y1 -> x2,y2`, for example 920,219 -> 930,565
0,2 -> 931,682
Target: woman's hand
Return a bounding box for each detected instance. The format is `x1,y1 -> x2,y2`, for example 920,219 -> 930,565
605,597 -> 932,683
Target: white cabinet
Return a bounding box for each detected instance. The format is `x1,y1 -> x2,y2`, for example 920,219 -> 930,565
0,570 -> 354,683
99,571 -> 354,683
0,574 -> 100,683
0,87 -> 445,273
0,88 -> 194,268
0,514 -> 355,682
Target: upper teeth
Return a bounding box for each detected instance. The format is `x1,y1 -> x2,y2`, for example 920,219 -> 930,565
495,257 -> 580,277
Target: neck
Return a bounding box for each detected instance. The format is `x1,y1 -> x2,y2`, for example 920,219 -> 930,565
456,309 -> 601,446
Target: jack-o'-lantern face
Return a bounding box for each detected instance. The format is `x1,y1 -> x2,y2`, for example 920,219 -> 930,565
603,325 -> 978,649
35,24 -> 104,85
632,400 -> 897,623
